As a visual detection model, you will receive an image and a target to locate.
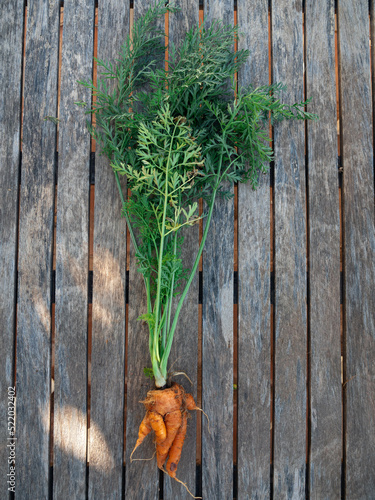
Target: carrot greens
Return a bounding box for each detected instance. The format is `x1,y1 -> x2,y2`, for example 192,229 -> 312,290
79,0 -> 316,388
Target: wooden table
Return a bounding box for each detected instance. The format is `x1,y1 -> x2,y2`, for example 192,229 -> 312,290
1,0 -> 374,498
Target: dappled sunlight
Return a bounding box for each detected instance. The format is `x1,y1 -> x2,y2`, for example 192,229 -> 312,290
93,247 -> 125,298
88,423 -> 116,472
41,404 -> 114,471
41,404 -> 86,462
65,253 -> 88,290
33,290 -> 51,335
91,247 -> 125,333
92,302 -> 113,327
52,247 -> 125,337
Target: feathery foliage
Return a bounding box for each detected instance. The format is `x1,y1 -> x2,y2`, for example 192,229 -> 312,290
79,1 -> 317,387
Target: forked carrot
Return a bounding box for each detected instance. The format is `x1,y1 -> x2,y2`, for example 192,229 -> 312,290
133,383 -> 202,478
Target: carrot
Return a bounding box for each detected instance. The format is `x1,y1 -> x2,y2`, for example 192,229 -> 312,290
143,382 -> 184,415
184,392 -> 210,433
166,411 -> 188,478
148,410 -> 167,444
133,382 -> 201,482
156,409 -> 182,468
130,413 -> 152,461
184,392 -> 198,411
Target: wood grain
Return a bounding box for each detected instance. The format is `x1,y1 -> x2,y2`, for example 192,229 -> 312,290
202,3 -> 234,498
16,1 -> 59,497
163,2 -> 200,498
0,0 -> 23,489
237,1 -> 271,498
271,0 -> 307,496
88,2 -> 129,499
53,1 -> 94,497
339,1 -> 375,496
305,1 -> 342,497
125,2 -> 161,498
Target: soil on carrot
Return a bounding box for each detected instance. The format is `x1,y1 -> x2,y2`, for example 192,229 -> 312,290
131,382 -> 199,479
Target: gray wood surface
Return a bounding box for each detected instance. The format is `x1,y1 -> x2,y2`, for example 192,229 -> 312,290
0,0 -> 23,491
202,3 -> 234,498
15,1 -> 59,497
237,1 -> 271,498
10,1 -> 375,498
339,1 -> 375,496
163,2 -> 200,498
305,1 -> 342,497
53,1 -> 94,497
271,0 -> 307,496
88,2 -> 128,499
125,2 -> 160,499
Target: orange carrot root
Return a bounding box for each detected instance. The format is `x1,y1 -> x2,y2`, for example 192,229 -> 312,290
148,410 -> 167,444
133,382 -> 207,484
184,393 -> 197,411
142,382 -> 184,415
166,411 -> 188,477
184,393 -> 211,434
130,414 -> 152,461
156,409 -> 182,468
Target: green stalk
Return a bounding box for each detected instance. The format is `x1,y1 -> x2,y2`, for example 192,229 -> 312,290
151,123 -> 178,387
159,187 -> 218,378
151,358 -> 165,388
166,231 -> 178,335
159,148 -> 231,378
161,298 -> 169,352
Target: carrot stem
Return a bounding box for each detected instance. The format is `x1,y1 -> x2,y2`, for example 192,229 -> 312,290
159,186 -> 218,377
152,121 -> 178,378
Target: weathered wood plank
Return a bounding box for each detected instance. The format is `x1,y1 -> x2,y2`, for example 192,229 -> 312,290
271,0 -> 307,496
16,1 -> 59,497
339,1 -> 375,496
125,250 -> 158,500
0,0 -> 23,490
163,2 -> 200,498
305,1 -> 342,497
237,1 -> 271,498
202,204 -> 234,499
202,3 -> 234,499
125,3 -> 160,498
88,2 -> 128,499
53,1 -> 94,497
